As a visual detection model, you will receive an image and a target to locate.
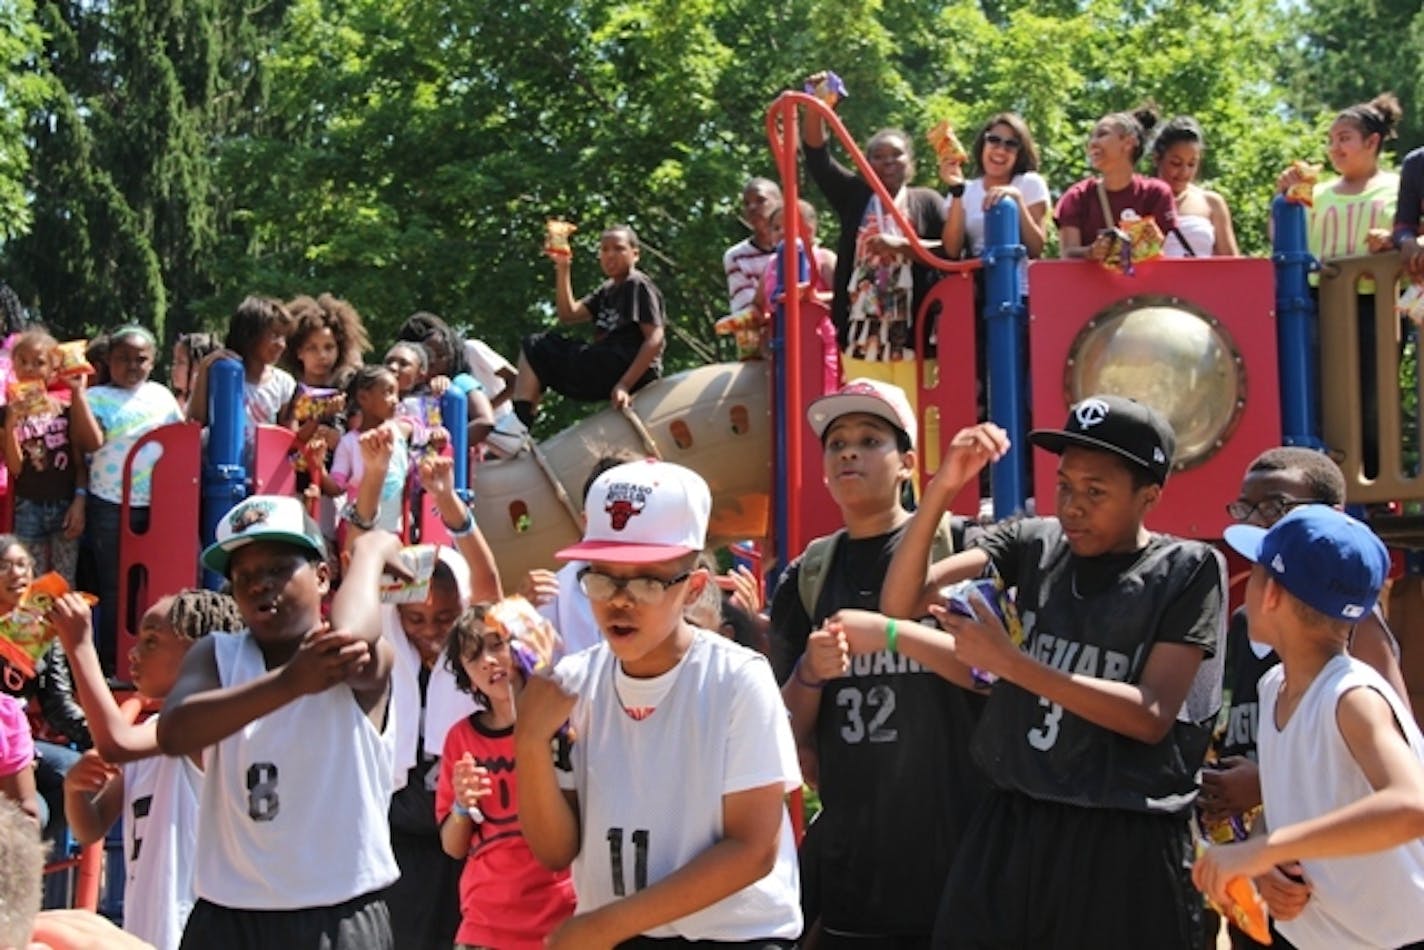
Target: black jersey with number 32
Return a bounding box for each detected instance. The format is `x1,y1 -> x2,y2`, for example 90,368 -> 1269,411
972,518 -> 1226,814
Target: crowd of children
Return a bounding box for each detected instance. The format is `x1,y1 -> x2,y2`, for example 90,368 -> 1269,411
0,81 -> 1422,950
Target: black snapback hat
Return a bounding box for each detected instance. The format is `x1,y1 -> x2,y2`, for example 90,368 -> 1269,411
1029,394 -> 1176,486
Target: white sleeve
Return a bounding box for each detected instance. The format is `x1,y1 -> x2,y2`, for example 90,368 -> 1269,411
464,338 -> 513,375
1018,172 -> 1051,207
723,656 -> 802,795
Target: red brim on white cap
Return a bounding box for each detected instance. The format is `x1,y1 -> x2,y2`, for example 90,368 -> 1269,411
554,539 -> 698,564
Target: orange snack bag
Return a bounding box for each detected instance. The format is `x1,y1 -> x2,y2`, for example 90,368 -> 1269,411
1222,876 -> 1272,944
0,573 -> 98,679
926,120 -> 969,165
5,380 -> 50,420
545,219 -> 577,258
1285,160 -> 1321,207
56,340 -> 94,378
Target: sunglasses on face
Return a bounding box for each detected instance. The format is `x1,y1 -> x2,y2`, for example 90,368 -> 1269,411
577,567 -> 691,605
984,133 -> 1022,151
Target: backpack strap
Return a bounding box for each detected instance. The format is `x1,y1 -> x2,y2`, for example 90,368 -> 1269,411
798,529 -> 845,619
797,513 -> 960,619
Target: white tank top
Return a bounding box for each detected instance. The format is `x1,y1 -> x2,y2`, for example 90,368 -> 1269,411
555,630 -> 802,940
1259,655 -> 1424,949
194,631 -> 399,910
122,738 -> 200,950
1163,213 -> 1216,258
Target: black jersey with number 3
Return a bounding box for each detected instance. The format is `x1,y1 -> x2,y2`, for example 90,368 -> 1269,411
972,518 -> 1226,814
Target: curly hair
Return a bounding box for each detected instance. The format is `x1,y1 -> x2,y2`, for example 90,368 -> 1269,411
167,588 -> 244,640
0,282 -> 27,336
225,295 -> 296,364
443,604 -> 495,707
284,293 -> 371,380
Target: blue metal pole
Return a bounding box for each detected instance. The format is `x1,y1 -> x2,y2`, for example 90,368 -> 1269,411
201,357 -> 247,589
1271,195 -> 1323,449
441,388 -> 470,496
983,198 -> 1028,517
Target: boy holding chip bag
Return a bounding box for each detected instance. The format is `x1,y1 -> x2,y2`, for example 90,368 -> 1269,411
876,394 -> 1226,949
511,224 -> 666,429
1195,506 -> 1424,950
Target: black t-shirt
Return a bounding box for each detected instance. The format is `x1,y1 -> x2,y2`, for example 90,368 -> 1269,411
388,665 -> 440,836
770,522 -> 986,936
579,270 -> 666,371
972,518 -> 1225,814
1215,608 -> 1279,762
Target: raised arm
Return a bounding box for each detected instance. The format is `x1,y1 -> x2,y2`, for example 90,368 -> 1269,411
50,593 -> 159,763
553,256 -> 592,325
515,674 -> 581,870
329,528 -> 403,710
418,454 -> 501,603
880,424 -> 1008,616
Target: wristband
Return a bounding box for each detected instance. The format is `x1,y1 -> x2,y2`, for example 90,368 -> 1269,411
792,656 -> 825,690
443,506 -> 476,538
885,618 -> 899,654
453,802 -> 485,823
340,500 -> 377,532
73,487 -> 87,497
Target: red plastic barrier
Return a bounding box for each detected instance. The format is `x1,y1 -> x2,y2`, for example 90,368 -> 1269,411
117,423 -> 202,683
251,424 -> 299,497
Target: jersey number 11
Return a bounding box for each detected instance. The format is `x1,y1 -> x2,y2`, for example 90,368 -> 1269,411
606,827 -> 650,896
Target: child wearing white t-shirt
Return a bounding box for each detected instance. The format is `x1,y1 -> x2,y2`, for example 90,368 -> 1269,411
517,460 -> 802,948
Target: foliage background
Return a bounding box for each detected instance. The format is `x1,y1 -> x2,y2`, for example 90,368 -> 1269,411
0,0 -> 1418,432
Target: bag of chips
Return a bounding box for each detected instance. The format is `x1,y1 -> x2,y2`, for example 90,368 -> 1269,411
1397,283 -> 1424,326
545,219 -> 577,259
1284,160 -> 1320,207
293,385 -> 344,423
379,545 -> 438,605
484,595 -> 561,677
803,72 -> 848,108
0,573 -> 98,679
940,566 -> 1023,687
56,341 -> 94,379
4,380 -> 51,421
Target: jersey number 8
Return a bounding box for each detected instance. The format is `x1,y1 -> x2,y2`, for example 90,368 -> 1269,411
247,762 -> 280,821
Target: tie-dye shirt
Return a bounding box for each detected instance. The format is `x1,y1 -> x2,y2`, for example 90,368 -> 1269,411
85,382 -> 184,505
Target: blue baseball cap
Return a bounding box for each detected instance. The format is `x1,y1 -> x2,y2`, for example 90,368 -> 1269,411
1223,506 -> 1388,621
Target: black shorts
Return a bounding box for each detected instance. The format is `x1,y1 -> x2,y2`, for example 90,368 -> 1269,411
179,890 -> 393,950
520,330 -> 657,401
932,790 -> 1201,950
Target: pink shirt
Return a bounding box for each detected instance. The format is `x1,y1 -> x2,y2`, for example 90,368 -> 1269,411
0,693 -> 34,778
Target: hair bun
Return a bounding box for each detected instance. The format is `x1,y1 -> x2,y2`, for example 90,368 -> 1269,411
1133,104 -> 1161,136
1370,92 -> 1403,133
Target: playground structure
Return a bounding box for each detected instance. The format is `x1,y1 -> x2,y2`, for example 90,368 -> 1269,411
27,88 -> 1424,910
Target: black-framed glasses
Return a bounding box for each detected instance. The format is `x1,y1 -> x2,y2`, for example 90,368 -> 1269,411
984,132 -> 1022,151
1225,496 -> 1318,524
577,567 -> 691,605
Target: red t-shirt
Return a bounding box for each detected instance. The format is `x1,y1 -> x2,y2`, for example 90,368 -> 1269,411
1055,175 -> 1178,239
437,715 -> 576,949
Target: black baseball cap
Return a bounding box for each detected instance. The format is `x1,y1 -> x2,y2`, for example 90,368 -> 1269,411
1029,394 -> 1176,486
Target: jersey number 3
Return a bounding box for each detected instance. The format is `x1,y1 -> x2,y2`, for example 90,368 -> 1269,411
1028,698 -> 1063,751
606,827 -> 649,896
247,762 -> 279,821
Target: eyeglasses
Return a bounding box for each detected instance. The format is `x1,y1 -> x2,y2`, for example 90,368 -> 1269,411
0,558 -> 31,574
984,133 -> 1022,151
577,567 -> 691,605
1225,496 -> 1317,524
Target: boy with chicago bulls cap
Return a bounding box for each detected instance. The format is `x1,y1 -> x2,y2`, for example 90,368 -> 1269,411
878,393 -> 1227,949
1195,506 -> 1424,950
515,459 -> 802,948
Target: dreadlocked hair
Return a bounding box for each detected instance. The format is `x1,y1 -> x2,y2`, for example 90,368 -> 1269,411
167,588 -> 244,640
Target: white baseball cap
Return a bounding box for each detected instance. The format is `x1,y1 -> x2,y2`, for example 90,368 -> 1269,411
807,378 -> 917,448
556,459 -> 710,564
201,495 -> 328,576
